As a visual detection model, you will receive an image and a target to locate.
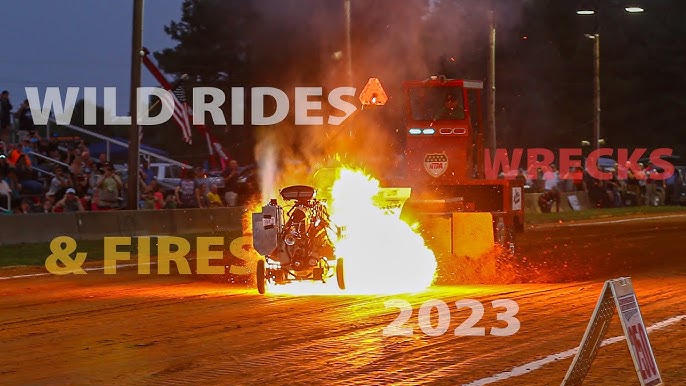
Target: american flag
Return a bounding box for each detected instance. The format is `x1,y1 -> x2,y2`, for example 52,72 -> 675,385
141,52 -> 194,144
169,81 -> 193,144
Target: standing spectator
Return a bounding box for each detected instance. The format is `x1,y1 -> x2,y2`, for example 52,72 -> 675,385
0,91 -> 12,144
0,153 -> 8,176
223,160 -> 241,206
175,169 -> 200,208
95,153 -> 108,174
572,166 -> 585,191
96,163 -> 122,209
644,166 -> 658,206
625,169 -> 641,206
14,99 -> 35,141
605,171 -> 622,207
140,159 -> 154,186
73,162 -> 91,200
197,184 -> 209,208
0,170 -> 11,209
664,168 -> 678,205
515,168 -> 527,187
542,164 -> 561,211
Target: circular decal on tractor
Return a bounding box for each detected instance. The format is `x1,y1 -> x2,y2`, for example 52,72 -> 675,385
424,153 -> 448,178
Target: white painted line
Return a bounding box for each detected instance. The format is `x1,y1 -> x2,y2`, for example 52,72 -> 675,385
0,262 -> 157,281
534,213 -> 686,229
462,314 -> 686,386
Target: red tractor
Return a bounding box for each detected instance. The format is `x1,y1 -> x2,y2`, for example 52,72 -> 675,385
389,76 -> 524,257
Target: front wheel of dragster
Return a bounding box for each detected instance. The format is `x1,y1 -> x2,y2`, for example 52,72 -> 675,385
256,259 -> 266,294
336,258 -> 345,290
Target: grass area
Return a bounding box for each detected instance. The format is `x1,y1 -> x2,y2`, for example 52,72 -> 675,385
0,231 -> 244,268
525,205 -> 686,225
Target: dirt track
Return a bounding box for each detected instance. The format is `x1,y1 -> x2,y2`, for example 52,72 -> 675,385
1,215 -> 685,385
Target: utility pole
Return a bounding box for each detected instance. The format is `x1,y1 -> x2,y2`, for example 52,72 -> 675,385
487,7 -> 496,154
128,0 -> 143,210
344,0 -> 353,86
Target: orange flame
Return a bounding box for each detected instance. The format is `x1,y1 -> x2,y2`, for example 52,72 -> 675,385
266,167 -> 437,295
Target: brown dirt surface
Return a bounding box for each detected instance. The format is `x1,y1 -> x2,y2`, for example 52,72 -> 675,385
1,215 -> 685,385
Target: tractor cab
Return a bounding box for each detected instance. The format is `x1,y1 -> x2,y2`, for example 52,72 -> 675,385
403,77 -> 485,186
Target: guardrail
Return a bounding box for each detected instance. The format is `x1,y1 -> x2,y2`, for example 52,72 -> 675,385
0,207 -> 245,245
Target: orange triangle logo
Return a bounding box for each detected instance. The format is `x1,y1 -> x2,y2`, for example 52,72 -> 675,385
359,77 -> 388,106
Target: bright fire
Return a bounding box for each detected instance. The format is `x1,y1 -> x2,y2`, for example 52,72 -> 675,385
266,167 -> 437,295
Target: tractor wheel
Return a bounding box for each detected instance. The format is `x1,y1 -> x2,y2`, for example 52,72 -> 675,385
256,260 -> 266,294
336,258 -> 345,290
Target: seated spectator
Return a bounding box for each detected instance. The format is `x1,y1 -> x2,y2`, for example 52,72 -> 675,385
5,169 -> 21,203
80,150 -> 95,171
14,154 -> 43,195
197,184 -> 210,208
32,199 -> 54,214
164,193 -> 178,209
6,144 -> 23,167
54,188 -> 85,212
141,179 -> 164,210
17,198 -> 33,214
20,139 -> 37,166
46,166 -> 73,201
207,184 -> 223,207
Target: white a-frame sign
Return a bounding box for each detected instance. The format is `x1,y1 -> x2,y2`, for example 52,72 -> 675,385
561,277 -> 663,386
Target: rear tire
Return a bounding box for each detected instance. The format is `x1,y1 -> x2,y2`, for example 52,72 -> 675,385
257,260 -> 266,294
336,258 -> 345,290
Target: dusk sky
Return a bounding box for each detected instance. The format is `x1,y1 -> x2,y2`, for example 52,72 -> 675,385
1,0 -> 184,114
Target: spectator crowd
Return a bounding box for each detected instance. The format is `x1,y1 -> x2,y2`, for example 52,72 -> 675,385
0,88 -> 258,214
513,162 -> 685,213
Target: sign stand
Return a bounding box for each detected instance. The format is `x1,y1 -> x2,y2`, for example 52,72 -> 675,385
561,277 -> 663,386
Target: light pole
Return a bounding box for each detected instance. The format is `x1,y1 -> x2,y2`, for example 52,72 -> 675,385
576,4 -> 644,151
344,0 -> 353,86
585,33 -> 600,151
487,7 -> 496,155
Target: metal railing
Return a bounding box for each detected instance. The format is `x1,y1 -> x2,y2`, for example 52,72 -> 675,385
47,118 -> 192,169
29,151 -> 70,168
0,191 -> 11,213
